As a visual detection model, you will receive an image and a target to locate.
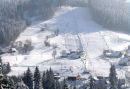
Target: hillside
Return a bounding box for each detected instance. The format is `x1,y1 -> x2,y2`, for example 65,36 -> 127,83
2,7 -> 130,78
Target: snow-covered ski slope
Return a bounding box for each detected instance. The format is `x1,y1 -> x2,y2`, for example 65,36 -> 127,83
2,7 -> 130,78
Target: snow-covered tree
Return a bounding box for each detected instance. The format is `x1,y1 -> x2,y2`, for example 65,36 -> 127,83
42,68 -> 62,89
42,68 -> 56,89
63,79 -> 69,89
6,62 -> 11,74
54,29 -> 59,36
15,79 -> 29,89
109,65 -> 118,89
52,49 -> 57,60
0,57 -> 11,74
22,68 -> 33,89
34,67 -> 42,89
42,72 -> 46,89
23,40 -> 33,54
44,38 -> 50,47
89,76 -> 95,89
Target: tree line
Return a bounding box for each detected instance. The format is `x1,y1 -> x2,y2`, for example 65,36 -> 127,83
0,64 -> 129,89
21,65 -> 129,89
22,67 -> 62,89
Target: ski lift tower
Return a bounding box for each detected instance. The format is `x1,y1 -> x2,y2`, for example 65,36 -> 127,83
76,34 -> 83,52
81,53 -> 88,73
81,42 -> 90,74
99,31 -> 109,50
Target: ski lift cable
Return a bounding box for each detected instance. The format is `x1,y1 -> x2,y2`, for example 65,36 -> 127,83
73,11 -> 93,73
99,31 -> 109,50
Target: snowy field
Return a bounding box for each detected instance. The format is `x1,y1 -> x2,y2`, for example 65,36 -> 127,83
2,7 -> 130,79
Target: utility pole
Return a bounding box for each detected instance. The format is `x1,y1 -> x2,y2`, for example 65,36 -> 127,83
81,42 -> 89,73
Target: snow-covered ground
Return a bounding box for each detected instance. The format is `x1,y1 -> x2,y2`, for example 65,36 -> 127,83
2,7 -> 130,79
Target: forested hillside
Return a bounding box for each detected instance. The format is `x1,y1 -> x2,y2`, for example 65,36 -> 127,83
88,0 -> 129,33
0,0 -> 59,46
0,0 -> 26,46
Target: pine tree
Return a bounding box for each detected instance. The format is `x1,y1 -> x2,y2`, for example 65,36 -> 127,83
55,79 -> 61,89
23,68 -> 33,89
54,29 -> 59,36
45,68 -> 55,89
0,57 -> 11,74
117,79 -> 122,89
63,79 -> 69,89
89,76 -> 95,89
15,78 -> 29,89
98,78 -> 107,89
42,71 -> 46,89
73,86 -> 76,89
52,49 -> 57,60
63,83 -> 69,89
34,67 -> 41,89
109,64 -> 118,89
6,62 -> 11,73
42,68 -> 61,89
0,76 -> 15,89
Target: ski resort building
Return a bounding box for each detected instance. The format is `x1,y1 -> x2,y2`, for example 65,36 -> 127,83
103,50 -> 122,58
